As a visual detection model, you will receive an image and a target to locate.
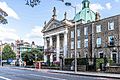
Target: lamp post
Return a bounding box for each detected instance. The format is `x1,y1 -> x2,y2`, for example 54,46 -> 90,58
65,2 -> 77,73
59,54 -> 64,70
0,41 -> 2,67
35,54 -> 37,69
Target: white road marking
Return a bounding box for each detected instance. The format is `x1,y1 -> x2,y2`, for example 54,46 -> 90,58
0,76 -> 12,80
92,77 -> 115,80
29,74 -> 67,80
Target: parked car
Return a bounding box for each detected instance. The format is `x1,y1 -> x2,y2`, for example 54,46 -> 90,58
10,60 -> 16,65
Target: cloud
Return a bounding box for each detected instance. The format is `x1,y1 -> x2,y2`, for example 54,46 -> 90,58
115,0 -> 119,2
75,3 -> 104,12
25,26 -> 44,46
0,26 -> 19,43
75,2 -> 113,12
105,3 -> 112,10
76,4 -> 82,12
0,1 -> 20,20
90,3 -> 104,12
26,26 -> 43,38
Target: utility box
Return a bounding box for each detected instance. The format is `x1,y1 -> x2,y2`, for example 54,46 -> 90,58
35,62 -> 41,69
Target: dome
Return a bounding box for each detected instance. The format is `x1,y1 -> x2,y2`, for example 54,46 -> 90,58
73,0 -> 96,23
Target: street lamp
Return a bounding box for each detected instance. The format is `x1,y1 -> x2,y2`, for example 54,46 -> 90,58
0,41 -> 2,67
65,2 -> 77,73
35,54 -> 37,69
59,54 -> 64,70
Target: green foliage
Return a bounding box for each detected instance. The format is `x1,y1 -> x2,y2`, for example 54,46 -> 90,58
108,59 -> 113,65
77,58 -> 88,65
65,58 -> 74,65
65,58 -> 88,65
21,51 -> 30,62
0,8 -> 8,24
31,48 -> 43,61
96,58 -> 104,69
2,44 -> 16,60
21,48 -> 43,62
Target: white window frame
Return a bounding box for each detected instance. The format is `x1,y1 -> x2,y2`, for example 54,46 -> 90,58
77,40 -> 81,48
84,27 -> 88,35
71,41 -> 74,49
96,37 -> 102,47
99,53 -> 104,58
108,21 -> 114,30
111,52 -> 118,63
98,51 -> 104,58
71,30 -> 74,38
108,35 -> 114,45
96,25 -> 101,33
77,29 -> 80,36
84,39 -> 88,48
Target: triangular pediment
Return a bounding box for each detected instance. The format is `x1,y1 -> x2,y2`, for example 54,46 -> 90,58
42,18 -> 61,32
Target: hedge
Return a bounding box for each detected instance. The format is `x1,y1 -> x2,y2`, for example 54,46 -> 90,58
65,58 -> 88,65
96,58 -> 104,69
64,58 -> 113,70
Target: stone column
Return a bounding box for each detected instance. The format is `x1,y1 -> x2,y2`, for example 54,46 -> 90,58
49,36 -> 53,63
56,34 -> 60,61
64,31 -> 68,58
44,37 -> 47,62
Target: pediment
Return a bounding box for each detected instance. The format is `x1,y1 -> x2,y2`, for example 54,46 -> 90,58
42,18 -> 61,32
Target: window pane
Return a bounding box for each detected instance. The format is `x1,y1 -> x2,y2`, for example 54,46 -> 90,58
96,37 -> 101,47
77,29 -> 80,36
77,40 -> 80,48
96,25 -> 101,33
71,41 -> 74,49
108,22 -> 114,30
71,31 -> 74,38
84,39 -> 88,47
84,27 -> 88,35
108,36 -> 114,46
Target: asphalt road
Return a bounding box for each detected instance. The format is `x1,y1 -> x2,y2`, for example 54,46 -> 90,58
0,67 -> 118,80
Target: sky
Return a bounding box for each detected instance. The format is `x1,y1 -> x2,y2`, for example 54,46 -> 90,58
0,0 -> 120,46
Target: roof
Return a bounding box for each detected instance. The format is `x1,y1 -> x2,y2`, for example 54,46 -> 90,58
74,0 -> 96,23
74,8 -> 96,23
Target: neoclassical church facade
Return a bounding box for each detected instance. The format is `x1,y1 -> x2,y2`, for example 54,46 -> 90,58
42,0 -> 120,64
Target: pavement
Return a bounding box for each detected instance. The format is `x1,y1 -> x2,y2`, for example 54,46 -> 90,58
9,66 -> 120,79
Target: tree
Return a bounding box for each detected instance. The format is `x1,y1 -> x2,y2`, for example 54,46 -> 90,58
31,48 -> 43,61
21,48 -> 43,65
25,0 -> 41,7
0,8 -> 8,24
2,44 -> 16,60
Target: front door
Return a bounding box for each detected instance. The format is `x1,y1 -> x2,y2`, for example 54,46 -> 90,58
112,54 -> 117,63
47,55 -> 50,65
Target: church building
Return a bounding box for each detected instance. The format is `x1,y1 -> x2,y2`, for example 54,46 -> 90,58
42,0 -> 120,64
